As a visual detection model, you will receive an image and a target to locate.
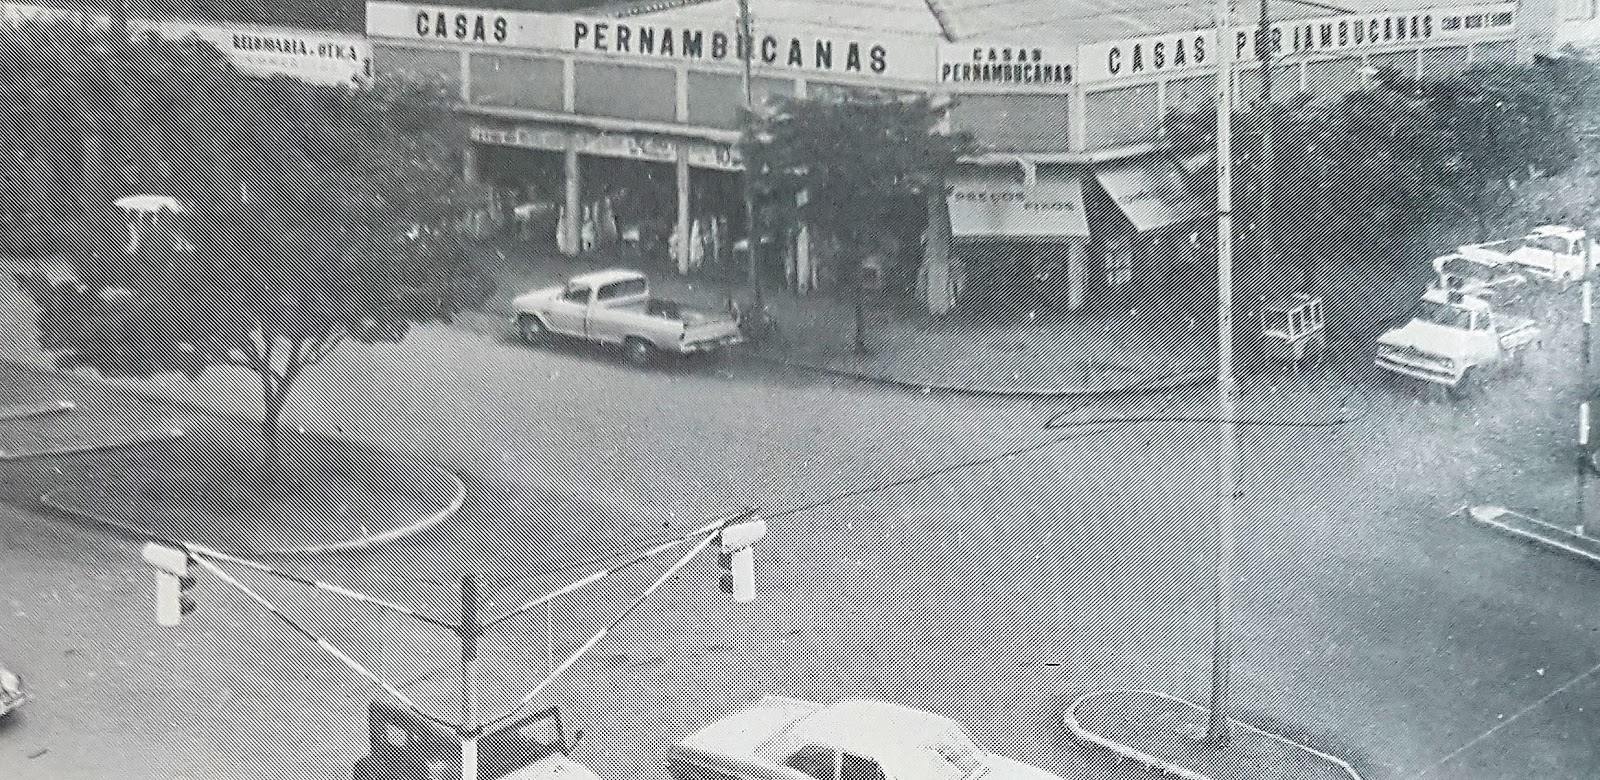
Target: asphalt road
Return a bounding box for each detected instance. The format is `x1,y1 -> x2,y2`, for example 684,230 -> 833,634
3,278 -> 1600,780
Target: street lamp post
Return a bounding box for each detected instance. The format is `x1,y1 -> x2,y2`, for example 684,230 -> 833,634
1204,0 -> 1240,747
1580,236 -> 1593,535
738,0 -> 763,309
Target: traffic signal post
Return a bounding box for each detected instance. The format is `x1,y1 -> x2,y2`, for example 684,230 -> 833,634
137,510 -> 768,780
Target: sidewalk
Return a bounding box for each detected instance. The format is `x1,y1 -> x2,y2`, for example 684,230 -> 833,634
1065,690 -> 1363,780
474,242 -> 1218,397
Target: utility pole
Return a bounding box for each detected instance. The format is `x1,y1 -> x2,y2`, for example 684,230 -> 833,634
738,0 -> 763,308
460,573 -> 483,780
1205,0 -> 1239,748
1581,237 -> 1593,536
1256,0 -> 1276,298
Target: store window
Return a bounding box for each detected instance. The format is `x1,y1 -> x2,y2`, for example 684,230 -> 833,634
1235,64 -> 1300,104
687,74 -> 799,129
1420,46 -> 1469,79
1083,85 -> 1159,151
1366,50 -> 1419,82
687,71 -> 743,129
1471,40 -> 1516,64
1164,75 -> 1215,117
470,54 -> 563,111
1305,58 -> 1359,101
373,44 -> 459,96
574,62 -> 676,123
949,94 -> 1070,153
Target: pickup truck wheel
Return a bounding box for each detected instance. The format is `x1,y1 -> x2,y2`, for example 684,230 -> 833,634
624,337 -> 655,367
518,314 -> 549,345
1448,369 -> 1477,402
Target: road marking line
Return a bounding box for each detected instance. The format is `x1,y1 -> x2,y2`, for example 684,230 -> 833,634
1408,657 -> 1600,778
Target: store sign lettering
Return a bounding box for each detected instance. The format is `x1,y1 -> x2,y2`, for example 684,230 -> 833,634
1106,34 -> 1208,77
1107,36 -> 1207,74
571,22 -> 887,74
415,10 -> 508,42
951,189 -> 1078,212
940,45 -> 1072,86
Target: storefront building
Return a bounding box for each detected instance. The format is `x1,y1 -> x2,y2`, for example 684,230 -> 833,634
365,0 -> 1524,314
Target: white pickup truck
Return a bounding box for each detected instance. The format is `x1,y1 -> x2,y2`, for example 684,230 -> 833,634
511,269 -> 743,366
1375,287 -> 1541,399
1458,225 -> 1595,284
1431,252 -> 1530,301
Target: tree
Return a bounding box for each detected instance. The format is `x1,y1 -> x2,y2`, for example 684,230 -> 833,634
750,93 -> 972,354
8,19 -> 490,487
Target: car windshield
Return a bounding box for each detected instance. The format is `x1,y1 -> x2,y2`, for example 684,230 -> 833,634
1415,301 -> 1471,329
929,729 -> 984,776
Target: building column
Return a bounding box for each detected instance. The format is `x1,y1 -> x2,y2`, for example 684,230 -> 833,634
562,148 -> 581,257
1067,239 -> 1087,310
463,143 -> 479,184
675,156 -> 692,275
795,222 -> 811,295
921,187 -> 954,315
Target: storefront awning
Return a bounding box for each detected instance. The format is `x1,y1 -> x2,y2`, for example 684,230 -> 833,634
1094,154 -> 1209,233
947,166 -> 1089,240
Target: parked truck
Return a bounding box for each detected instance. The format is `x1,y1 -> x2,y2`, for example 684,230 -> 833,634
511,269 -> 743,366
1374,287 -> 1541,398
1458,225 -> 1596,284
353,700 -> 597,780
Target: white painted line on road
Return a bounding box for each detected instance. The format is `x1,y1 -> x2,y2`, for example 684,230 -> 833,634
0,399 -> 75,423
1063,689 -> 1363,780
1408,656 -> 1600,779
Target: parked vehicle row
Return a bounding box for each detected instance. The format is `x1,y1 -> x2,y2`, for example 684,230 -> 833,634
1372,224 -> 1584,398
354,694 -> 1077,780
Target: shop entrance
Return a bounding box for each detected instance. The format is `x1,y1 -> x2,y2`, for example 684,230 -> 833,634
476,144 -> 563,248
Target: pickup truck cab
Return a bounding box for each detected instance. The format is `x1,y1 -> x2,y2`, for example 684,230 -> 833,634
1458,225 -> 1595,284
1375,287 -> 1541,399
511,269 -> 743,366
670,697 -> 1072,780
1431,252 -> 1530,301
353,700 -> 598,780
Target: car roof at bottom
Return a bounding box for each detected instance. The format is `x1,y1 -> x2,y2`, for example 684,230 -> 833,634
568,268 -> 646,288
774,701 -> 963,763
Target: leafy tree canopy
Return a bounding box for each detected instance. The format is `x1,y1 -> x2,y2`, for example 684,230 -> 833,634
7,18 -> 490,439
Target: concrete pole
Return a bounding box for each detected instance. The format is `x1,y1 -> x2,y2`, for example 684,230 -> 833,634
1581,237 -> 1593,535
563,149 -> 582,257
1257,0 -> 1277,297
676,156 -> 692,275
738,0 -> 762,304
1204,0 -> 1239,748
460,574 -> 482,780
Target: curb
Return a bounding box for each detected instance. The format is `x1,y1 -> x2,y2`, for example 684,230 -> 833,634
1465,505 -> 1600,566
1062,689 -> 1363,780
752,354 -> 1214,399
39,464 -> 465,557
273,466 -> 465,555
0,399 -> 75,423
0,424 -> 187,461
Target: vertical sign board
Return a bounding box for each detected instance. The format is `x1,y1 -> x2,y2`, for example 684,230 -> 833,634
367,1 -> 941,85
